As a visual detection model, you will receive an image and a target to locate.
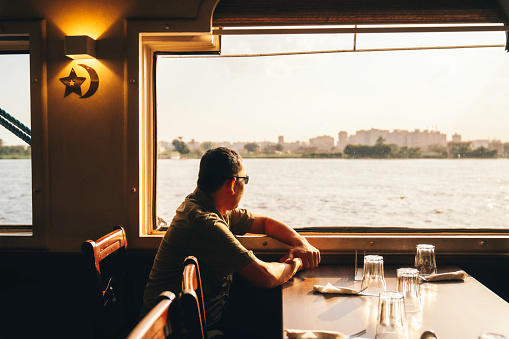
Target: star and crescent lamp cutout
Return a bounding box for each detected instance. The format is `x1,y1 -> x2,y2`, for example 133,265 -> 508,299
59,64 -> 99,98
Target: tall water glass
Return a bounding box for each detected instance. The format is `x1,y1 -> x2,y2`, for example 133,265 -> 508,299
396,268 -> 421,312
376,291 -> 408,339
415,244 -> 437,276
361,255 -> 386,293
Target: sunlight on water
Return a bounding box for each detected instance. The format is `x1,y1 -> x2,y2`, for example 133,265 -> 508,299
156,158 -> 509,229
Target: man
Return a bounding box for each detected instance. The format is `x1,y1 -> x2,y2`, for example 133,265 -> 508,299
141,147 -> 320,337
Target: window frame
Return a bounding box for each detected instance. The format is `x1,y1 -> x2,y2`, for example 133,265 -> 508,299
126,20 -> 221,249
0,20 -> 47,249
127,20 -> 509,254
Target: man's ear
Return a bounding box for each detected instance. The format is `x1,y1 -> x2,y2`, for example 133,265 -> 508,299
228,178 -> 236,194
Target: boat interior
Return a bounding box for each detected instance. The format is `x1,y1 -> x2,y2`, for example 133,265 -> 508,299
1,0 -> 509,338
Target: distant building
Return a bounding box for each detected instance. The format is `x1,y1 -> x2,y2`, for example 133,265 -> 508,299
157,141 -> 172,153
452,134 -> 461,143
337,131 -> 348,152
407,129 -> 447,150
489,139 -> 503,152
366,129 -> 390,145
346,128 -> 446,150
348,129 -> 390,146
277,135 -> 306,152
386,129 -> 408,147
283,140 -> 306,152
471,140 -> 489,149
309,135 -> 335,151
227,141 -> 277,153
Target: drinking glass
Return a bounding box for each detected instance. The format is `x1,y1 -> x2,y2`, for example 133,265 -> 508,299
361,255 -> 386,293
376,291 -> 408,339
414,244 -> 437,276
396,268 -> 421,312
479,334 -> 507,339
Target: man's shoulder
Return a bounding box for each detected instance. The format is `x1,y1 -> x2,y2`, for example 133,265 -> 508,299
173,194 -> 224,229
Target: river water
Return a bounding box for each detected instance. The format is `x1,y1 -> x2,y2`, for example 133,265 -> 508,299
2,158 -> 508,228
157,158 -> 509,229
0,159 -> 32,225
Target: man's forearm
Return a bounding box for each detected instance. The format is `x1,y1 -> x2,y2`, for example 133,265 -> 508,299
249,215 -> 321,269
261,217 -> 308,247
262,259 -> 301,288
238,257 -> 302,289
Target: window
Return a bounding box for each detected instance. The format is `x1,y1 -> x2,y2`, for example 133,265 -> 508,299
0,20 -> 45,244
152,26 -> 509,233
0,42 -> 32,228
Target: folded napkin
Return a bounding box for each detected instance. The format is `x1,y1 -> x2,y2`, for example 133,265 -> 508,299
421,270 -> 468,282
313,283 -> 360,295
285,329 -> 346,339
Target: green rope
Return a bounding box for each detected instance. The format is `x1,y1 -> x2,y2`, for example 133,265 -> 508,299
0,108 -> 31,135
0,108 -> 31,146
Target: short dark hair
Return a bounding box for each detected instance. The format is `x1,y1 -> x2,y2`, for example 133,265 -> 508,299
197,147 -> 243,193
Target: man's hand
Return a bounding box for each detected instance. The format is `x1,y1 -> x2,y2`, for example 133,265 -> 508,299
249,216 -> 321,270
280,241 -> 320,269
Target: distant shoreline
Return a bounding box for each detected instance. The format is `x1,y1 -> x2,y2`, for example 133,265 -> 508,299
158,154 -> 506,160
0,155 -> 31,159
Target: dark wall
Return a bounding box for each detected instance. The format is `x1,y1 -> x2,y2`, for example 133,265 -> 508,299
0,252 -> 507,338
0,251 -> 282,339
0,252 -> 154,338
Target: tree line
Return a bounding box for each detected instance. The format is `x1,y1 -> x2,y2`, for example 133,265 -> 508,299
343,143 -> 498,159
159,137 -> 509,159
343,137 -> 500,159
0,139 -> 31,158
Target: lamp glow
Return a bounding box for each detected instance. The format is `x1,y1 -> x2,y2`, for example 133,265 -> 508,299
65,35 -> 96,59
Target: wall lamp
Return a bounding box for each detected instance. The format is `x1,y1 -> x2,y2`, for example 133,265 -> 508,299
65,35 -> 96,59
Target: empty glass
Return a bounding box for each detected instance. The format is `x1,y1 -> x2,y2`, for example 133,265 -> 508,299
361,255 -> 386,293
479,334 -> 507,339
396,268 -> 421,312
376,291 -> 408,339
415,244 -> 437,276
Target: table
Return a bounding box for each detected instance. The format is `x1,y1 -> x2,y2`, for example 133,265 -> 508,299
282,265 -> 509,338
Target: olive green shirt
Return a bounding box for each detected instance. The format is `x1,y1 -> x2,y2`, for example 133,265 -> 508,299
141,188 -> 257,330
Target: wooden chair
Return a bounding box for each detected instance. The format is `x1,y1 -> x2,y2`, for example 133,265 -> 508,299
180,256 -> 207,339
127,291 -> 177,339
82,225 -> 135,338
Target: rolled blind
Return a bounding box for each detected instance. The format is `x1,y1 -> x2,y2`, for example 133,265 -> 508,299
213,0 -> 509,27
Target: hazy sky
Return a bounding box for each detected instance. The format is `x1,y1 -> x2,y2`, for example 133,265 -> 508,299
157,28 -> 509,144
0,54 -> 30,146
1,29 -> 508,146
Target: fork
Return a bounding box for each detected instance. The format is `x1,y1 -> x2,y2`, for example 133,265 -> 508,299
348,328 -> 367,338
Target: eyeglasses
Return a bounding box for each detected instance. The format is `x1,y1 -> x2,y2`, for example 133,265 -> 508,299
231,175 -> 249,184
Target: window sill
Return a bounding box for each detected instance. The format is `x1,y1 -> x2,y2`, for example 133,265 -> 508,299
0,226 -> 32,236
238,230 -> 509,256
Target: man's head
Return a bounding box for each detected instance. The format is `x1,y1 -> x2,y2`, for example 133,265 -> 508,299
197,147 -> 244,193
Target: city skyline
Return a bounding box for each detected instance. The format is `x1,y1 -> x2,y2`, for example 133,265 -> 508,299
159,127 -> 507,145
158,128 -> 508,158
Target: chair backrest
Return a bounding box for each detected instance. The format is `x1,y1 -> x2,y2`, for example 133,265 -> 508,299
82,225 -> 128,296
127,291 -> 176,339
82,225 -> 135,338
180,256 -> 207,339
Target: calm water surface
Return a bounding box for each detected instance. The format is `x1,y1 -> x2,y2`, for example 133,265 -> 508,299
2,159 -> 508,228
157,158 -> 509,229
0,159 -> 32,225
